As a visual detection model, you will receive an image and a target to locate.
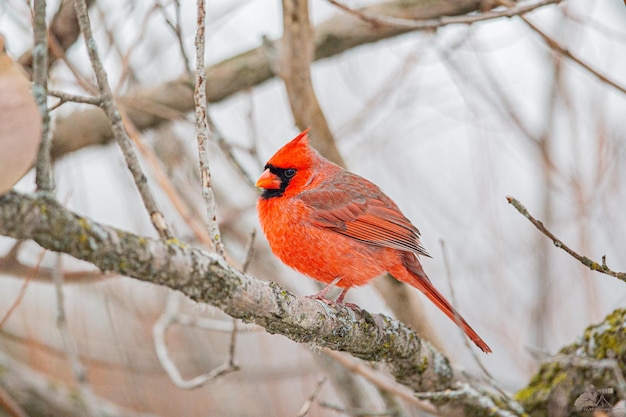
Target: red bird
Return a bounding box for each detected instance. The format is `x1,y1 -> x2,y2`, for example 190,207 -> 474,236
256,130 -> 491,353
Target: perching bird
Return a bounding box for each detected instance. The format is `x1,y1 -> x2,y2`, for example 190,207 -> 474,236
0,35 -> 41,195
256,129 -> 491,353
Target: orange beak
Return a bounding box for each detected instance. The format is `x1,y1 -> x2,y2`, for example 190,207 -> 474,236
255,168 -> 281,189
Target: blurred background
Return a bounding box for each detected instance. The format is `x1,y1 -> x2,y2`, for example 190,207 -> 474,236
0,0 -> 625,415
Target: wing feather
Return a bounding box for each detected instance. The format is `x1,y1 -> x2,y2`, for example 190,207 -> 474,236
298,173 -> 431,257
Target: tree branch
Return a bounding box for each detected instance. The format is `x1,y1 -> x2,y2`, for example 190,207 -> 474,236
325,0 -> 562,30
280,0 -> 343,165
0,350 -> 157,417
506,196 -> 626,283
74,0 -> 173,240
19,0 -> 97,72
32,0 -> 55,193
516,309 -> 626,415
0,191 -> 515,415
51,0 -> 547,160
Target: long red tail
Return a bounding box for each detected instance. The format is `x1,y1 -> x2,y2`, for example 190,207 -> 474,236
392,253 -> 492,353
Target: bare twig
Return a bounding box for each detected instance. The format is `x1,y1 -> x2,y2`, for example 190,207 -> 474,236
0,384 -> 29,417
414,384 -> 471,400
241,229 -> 256,272
47,34 -> 99,95
20,0 -> 96,72
0,350 -> 158,417
152,227 -> 257,388
260,34 -> 281,76
318,402 -> 396,416
524,18 -> 626,96
321,348 -> 438,414
439,240 -> 476,351
326,0 -> 561,30
48,89 -> 102,107
50,0 -> 515,161
438,241 -> 520,416
152,293 -> 239,389
119,110 -> 215,248
170,315 -> 259,332
32,0 -> 54,193
156,0 -> 192,78
439,45 -> 542,147
296,377 -> 327,417
0,251 -> 105,283
281,0 -> 343,166
496,0 -> 626,96
0,249 -> 45,330
74,0 -> 173,240
209,119 -> 256,189
194,0 -> 225,256
506,196 -> 626,283
52,255 -> 99,417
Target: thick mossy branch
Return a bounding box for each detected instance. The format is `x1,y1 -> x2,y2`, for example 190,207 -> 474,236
516,309 -> 626,417
0,192 -> 527,415
0,192 -> 456,392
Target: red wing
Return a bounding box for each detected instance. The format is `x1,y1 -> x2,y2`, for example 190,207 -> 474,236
298,175 -> 431,257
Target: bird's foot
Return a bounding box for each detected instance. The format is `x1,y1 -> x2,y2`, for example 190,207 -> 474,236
305,293 -> 335,304
305,293 -> 361,311
335,288 -> 361,310
306,282 -> 361,310
338,301 -> 361,310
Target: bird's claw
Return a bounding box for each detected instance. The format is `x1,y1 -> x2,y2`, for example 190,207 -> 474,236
305,294 -> 360,311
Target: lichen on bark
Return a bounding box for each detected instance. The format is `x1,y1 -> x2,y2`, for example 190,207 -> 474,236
516,309 -> 626,417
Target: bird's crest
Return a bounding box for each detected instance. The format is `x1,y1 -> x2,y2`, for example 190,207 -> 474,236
266,128 -> 317,170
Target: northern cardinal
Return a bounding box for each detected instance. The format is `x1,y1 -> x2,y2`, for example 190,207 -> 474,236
0,35 -> 41,195
256,130 -> 491,353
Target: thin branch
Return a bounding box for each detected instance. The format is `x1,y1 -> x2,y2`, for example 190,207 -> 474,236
281,0 -> 343,166
194,0 -> 225,256
156,0 -> 193,78
119,110 -> 215,249
0,249 -> 45,330
48,89 -> 102,106
152,293 -> 239,389
0,350 -> 159,417
326,0 -> 562,30
241,228 -> 256,272
0,384 -> 29,417
321,348 -> 438,415
439,241 -> 523,417
494,0 -> 626,96
47,34 -> 100,95
209,118 -> 256,189
52,255 -> 99,417
170,315 -> 259,332
318,402 -> 396,416
32,0 -> 54,193
152,226 -> 257,388
19,0 -> 96,72
0,252 -> 105,283
296,377 -> 327,417
74,0 -> 173,240
106,4 -> 155,94
506,196 -> 626,282
50,0 -> 523,160
523,17 -> 626,96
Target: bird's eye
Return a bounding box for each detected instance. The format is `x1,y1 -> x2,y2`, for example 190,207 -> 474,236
284,168 -> 296,178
